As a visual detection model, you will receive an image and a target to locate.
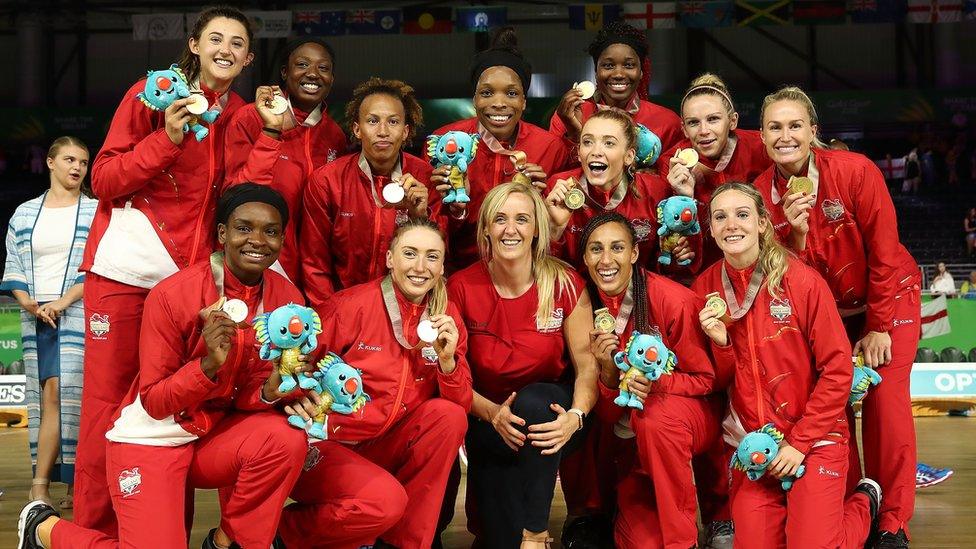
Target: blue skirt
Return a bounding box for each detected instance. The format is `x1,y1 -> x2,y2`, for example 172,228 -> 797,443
35,313 -> 60,381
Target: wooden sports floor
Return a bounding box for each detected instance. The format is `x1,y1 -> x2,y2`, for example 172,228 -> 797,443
0,416 -> 971,548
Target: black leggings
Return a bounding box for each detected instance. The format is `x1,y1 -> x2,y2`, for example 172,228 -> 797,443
466,382 -> 585,548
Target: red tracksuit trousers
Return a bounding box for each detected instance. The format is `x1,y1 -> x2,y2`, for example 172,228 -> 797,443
844,287 -> 920,536
623,393 -> 724,549
51,412 -> 307,549
730,443 -> 872,549
279,398 -> 467,549
73,273 -> 150,537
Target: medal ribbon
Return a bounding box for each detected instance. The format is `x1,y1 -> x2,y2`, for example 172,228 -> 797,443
209,251 -> 264,316
613,280 -> 636,336
279,94 -> 325,132
770,152 -> 820,205
594,93 -> 641,115
358,153 -> 404,208
380,275 -> 431,350
577,174 -> 629,211
697,133 -> 738,175
720,262 -> 764,320
476,123 -> 531,179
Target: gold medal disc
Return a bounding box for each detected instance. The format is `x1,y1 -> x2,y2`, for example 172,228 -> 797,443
565,188 -> 586,210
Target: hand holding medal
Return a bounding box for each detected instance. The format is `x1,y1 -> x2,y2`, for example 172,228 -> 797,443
698,293 -> 730,347
590,307 -> 620,375
545,176 -> 582,231
782,176 -> 816,238
254,85 -> 286,135
420,314 -> 460,372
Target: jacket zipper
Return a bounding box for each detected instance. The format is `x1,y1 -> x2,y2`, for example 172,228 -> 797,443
368,177 -> 384,280
303,129 -> 313,180
377,354 -> 411,437
188,134 -> 217,267
740,270 -> 765,424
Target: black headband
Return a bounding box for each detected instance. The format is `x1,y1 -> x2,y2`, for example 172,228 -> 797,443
216,183 -> 289,230
470,49 -> 532,92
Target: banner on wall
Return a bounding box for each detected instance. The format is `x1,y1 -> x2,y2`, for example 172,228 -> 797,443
131,13 -> 184,41
245,11 -> 293,38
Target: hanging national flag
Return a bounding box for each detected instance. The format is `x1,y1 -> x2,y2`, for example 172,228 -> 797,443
568,4 -> 623,30
456,6 -> 508,32
403,6 -> 453,34
678,0 -> 735,27
623,2 -> 678,28
735,0 -> 791,24
793,0 -> 848,23
294,10 -> 346,36
907,0 -> 963,22
346,9 -> 402,34
965,0 -> 976,17
132,13 -> 185,41
921,295 -> 951,339
848,0 -> 907,23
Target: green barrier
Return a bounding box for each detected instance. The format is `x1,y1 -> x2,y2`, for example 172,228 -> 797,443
919,296 -> 976,354
0,307 -> 21,373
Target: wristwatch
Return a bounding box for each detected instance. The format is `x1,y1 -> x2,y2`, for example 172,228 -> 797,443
567,408 -> 586,431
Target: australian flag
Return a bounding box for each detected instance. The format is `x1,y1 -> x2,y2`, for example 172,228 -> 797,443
678,0 -> 735,26
848,0 -> 907,22
294,10 -> 346,36
346,9 -> 402,34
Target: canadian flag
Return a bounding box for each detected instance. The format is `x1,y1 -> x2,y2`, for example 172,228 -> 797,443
920,295 -> 951,339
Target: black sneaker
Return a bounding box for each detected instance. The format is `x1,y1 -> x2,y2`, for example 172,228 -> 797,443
202,528 -> 285,549
703,520 -> 734,549
560,514 -> 614,549
17,500 -> 59,549
874,529 -> 909,549
855,478 -> 883,520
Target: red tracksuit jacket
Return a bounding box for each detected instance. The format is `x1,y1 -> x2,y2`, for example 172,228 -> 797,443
312,279 -> 473,442
224,103 -> 347,282
592,270 -> 731,424
692,258 -> 852,455
657,129 -> 772,272
428,118 -> 572,271
546,168 -> 672,269
548,98 -> 684,157
300,152 -> 439,311
84,80 -> 244,284
106,260 -> 303,444
753,149 -> 920,334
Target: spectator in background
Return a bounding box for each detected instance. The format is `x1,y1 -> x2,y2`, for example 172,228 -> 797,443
829,138 -> 850,151
964,207 -> 976,258
929,262 -> 956,296
1,136 -> 96,510
903,148 -> 921,195
960,271 -> 976,300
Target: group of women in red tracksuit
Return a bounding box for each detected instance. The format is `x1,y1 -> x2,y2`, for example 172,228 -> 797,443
17,6 -> 921,549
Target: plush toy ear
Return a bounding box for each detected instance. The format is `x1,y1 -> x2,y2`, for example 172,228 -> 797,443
310,309 -> 323,334
760,423 -> 784,444
656,200 -> 665,225
665,351 -> 677,374
469,134 -> 479,157
252,313 -> 270,344
729,453 -> 745,472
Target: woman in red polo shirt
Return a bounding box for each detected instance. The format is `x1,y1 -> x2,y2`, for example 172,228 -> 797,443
751,86 -> 921,548
550,21 -> 682,154
449,181 -> 598,548
224,36 -> 347,282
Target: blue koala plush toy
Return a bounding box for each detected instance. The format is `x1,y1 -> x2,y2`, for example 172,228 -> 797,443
656,196 -> 701,266
288,353 -> 371,439
613,331 -> 676,410
731,423 -> 806,491
850,354 -> 883,405
136,64 -> 220,141
252,303 -> 322,393
427,131 -> 478,204
635,123 -> 663,168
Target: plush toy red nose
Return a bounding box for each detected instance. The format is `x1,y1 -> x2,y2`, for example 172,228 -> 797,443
156,76 -> 172,90
645,347 -> 658,361
288,316 -> 303,335
344,378 -> 358,394
681,208 -> 693,223
750,451 -> 767,465
445,139 -> 458,155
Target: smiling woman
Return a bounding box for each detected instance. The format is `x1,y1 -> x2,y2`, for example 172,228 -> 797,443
224,36 -> 348,283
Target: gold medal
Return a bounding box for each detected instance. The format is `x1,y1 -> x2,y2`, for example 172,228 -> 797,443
574,81 -> 596,100
675,148 -> 699,168
705,292 -> 731,324
788,175 -> 814,195
269,95 -> 289,115
565,187 -> 585,210
186,92 -> 209,115
511,171 -> 532,186
594,308 -> 616,334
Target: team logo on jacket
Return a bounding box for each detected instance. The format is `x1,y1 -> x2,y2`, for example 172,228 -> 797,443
537,308 -> 564,333
89,313 -> 110,339
395,210 -> 410,227
303,445 -> 323,471
769,299 -> 792,322
118,467 -> 142,497
327,149 -> 338,162
631,219 -> 652,242
421,346 -> 438,363
821,199 -> 845,221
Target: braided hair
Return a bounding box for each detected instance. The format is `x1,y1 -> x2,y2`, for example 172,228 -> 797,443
587,21 -> 650,102
577,211 -> 650,334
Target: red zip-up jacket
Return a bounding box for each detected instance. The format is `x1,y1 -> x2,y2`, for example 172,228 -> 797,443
84,79 -> 244,282
753,149 -> 920,334
657,129 -> 771,272
312,278 -> 473,442
106,259 -> 303,445
224,103 -> 347,282
692,258 -> 852,455
592,269 -> 733,424
428,118 -> 572,271
549,98 -> 683,159
546,168 -> 672,269
300,152 -> 439,312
